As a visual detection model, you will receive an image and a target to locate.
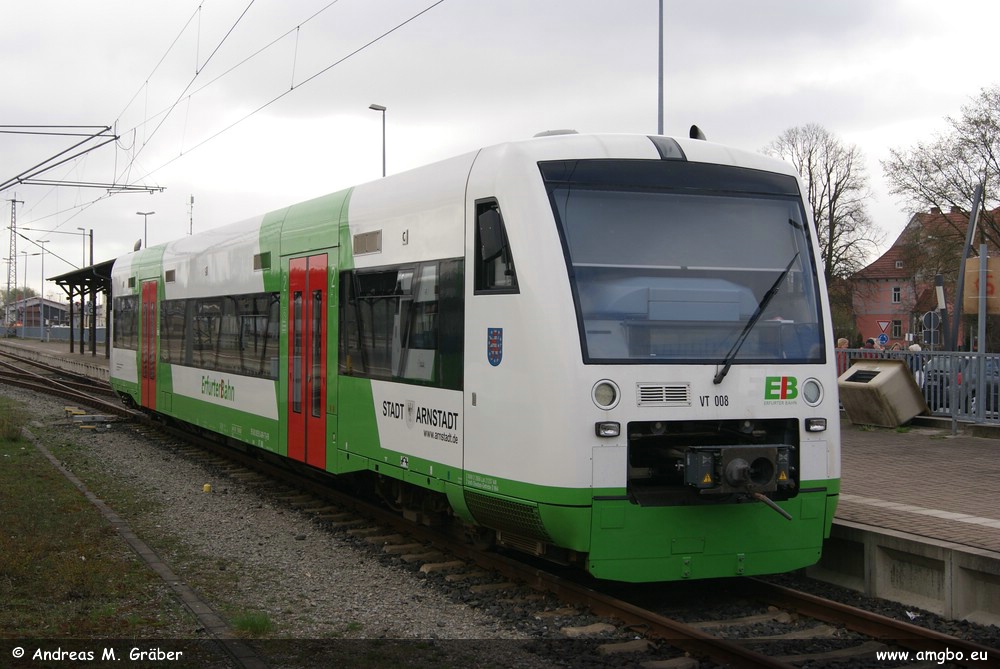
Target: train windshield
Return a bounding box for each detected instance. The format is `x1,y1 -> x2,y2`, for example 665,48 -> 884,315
540,159 -> 825,364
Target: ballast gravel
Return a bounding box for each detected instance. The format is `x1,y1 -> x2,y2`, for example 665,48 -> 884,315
3,385 -> 565,668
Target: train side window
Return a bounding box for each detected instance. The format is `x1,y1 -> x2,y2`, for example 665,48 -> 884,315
113,295 -> 139,350
475,200 -> 518,293
339,259 -> 464,390
159,299 -> 187,364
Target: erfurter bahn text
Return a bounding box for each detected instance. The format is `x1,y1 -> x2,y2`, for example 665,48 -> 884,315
109,132 -> 841,582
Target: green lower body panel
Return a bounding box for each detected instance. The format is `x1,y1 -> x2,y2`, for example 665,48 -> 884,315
586,488 -> 838,582
160,392 -> 284,454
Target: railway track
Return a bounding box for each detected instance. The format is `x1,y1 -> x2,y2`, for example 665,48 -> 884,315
0,351 -> 121,406
3,349 -> 998,668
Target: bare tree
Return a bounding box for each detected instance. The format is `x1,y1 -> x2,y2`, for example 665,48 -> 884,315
763,124 -> 883,283
882,84 -> 1000,245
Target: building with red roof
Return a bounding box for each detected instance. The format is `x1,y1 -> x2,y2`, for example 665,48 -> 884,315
850,206 -> 1000,349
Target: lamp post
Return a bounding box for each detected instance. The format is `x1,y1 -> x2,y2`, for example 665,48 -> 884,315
21,250 -> 27,339
369,104 -> 386,177
137,211 -> 155,249
37,240 -> 48,340
19,226 -> 91,270
77,226 -> 87,266
1,257 -> 9,332
657,0 -> 664,135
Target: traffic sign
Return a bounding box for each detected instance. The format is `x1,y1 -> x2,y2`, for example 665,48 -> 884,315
877,333 -> 889,346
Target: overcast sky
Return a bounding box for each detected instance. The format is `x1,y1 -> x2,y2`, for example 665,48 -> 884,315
3,0 -> 999,298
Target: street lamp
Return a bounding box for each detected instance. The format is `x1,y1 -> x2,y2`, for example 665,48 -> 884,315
657,0 -> 664,135
20,250 -> 27,339
18,250 -> 41,338
137,211 -> 155,248
18,226 -> 90,269
37,240 -> 48,340
1,257 -> 9,331
369,104 -> 386,177
77,227 -> 86,266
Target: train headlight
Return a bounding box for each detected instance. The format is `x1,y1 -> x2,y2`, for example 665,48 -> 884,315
595,421 -> 621,438
592,380 -> 621,410
801,378 -> 823,406
806,417 -> 827,432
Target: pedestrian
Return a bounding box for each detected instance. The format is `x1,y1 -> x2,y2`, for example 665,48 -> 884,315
907,343 -> 924,384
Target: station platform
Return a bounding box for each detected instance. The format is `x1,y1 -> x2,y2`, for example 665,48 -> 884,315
836,419 -> 1000,553
2,337 -> 998,621
0,338 -> 109,381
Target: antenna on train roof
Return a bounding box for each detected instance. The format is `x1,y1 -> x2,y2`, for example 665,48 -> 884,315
133,239 -> 142,252
533,129 -> 578,137
689,125 -> 707,140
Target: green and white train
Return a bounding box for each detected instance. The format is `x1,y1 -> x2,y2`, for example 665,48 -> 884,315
110,132 -> 840,582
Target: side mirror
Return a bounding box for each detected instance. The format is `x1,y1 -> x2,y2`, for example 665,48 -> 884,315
478,208 -> 504,261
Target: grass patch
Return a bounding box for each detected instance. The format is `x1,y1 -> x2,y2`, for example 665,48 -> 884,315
231,610 -> 274,636
0,421 -> 189,637
0,396 -> 27,440
42,424 -> 249,629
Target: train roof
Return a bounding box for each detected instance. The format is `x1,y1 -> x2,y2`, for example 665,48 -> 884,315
476,132 -> 799,178
110,133 -> 800,290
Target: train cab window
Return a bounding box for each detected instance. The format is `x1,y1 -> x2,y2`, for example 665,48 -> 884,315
475,200 -> 518,293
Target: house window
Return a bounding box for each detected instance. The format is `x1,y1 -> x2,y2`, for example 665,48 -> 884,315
892,320 -> 902,338
892,286 -> 901,303
895,260 -> 903,269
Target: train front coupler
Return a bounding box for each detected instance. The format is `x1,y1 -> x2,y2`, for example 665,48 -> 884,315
684,444 -> 796,520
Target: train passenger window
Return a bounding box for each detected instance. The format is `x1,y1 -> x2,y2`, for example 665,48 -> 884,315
156,292 -> 280,379
159,300 -> 187,363
339,258 -> 464,390
194,299 -> 222,369
475,200 -> 518,293
113,295 -> 139,350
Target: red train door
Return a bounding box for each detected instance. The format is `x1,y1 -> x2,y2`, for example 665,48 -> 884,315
288,254 -> 328,469
140,280 -> 157,411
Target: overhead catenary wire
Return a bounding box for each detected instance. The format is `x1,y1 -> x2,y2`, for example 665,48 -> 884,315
8,1 -> 446,252
115,0 -> 258,186
135,0 -> 446,183
113,4 -> 206,125
117,0 -> 345,163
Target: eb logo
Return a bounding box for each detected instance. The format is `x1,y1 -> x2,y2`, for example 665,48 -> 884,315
764,376 -> 798,400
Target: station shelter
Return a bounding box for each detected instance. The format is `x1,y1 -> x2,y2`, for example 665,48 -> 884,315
49,259 -> 114,358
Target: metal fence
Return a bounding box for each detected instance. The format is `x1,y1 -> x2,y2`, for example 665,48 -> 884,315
3,326 -> 107,343
837,348 -> 1000,424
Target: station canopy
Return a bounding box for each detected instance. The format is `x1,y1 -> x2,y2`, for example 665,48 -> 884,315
49,258 -> 114,358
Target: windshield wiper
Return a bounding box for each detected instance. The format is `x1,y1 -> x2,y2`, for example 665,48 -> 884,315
713,252 -> 800,385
